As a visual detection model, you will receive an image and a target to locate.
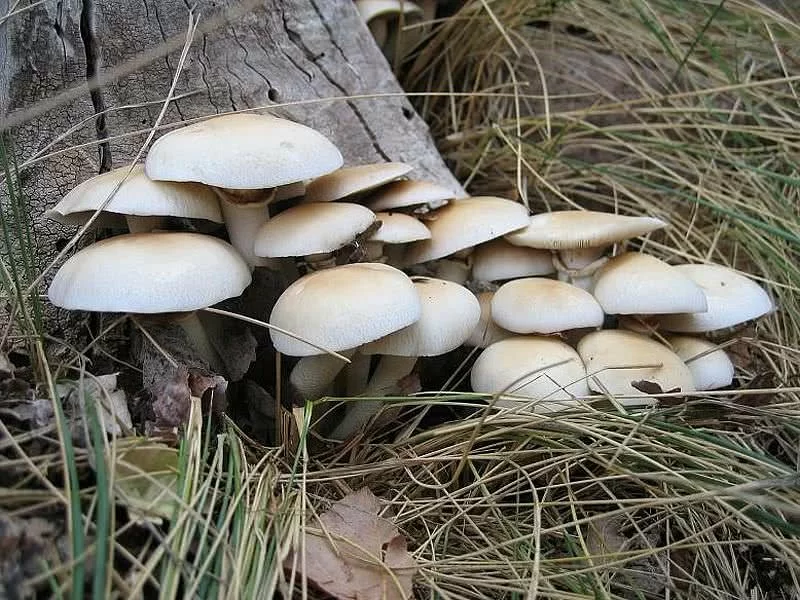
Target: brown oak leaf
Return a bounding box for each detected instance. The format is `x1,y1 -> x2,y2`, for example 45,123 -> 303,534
287,488 -> 417,600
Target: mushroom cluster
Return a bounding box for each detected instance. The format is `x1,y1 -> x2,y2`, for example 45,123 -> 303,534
46,112 -> 776,441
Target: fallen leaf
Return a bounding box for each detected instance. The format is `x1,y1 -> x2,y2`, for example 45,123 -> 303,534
289,488 -> 417,600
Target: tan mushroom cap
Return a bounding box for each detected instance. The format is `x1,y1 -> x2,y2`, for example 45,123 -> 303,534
269,263 -> 421,356
578,330 -> 695,404
367,179 -> 456,212
465,291 -> 514,348
404,197 -> 529,265
48,164 -> 222,225
655,264 -> 774,332
361,277 -> 480,356
492,278 -> 604,334
471,239 -> 555,282
253,202 -> 376,257
303,162 -> 412,203
471,336 -> 590,411
505,210 -> 667,250
665,335 -> 734,391
369,212 -> 431,244
48,232 -> 251,313
145,113 -> 343,189
591,253 -> 707,315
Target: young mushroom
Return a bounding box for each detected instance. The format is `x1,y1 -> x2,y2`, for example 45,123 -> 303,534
469,238 -> 555,290
145,113 -> 343,268
577,330 -> 695,406
505,210 -> 667,289
303,162 -> 412,203
366,179 -> 455,214
47,232 -> 251,375
665,335 -> 735,391
363,211 -> 431,263
46,164 -> 222,233
331,276 -> 480,440
471,336 -> 590,411
253,202 -> 378,270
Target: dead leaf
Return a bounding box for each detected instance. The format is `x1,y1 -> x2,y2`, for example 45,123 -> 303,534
288,488 -> 417,600
630,380 -> 679,395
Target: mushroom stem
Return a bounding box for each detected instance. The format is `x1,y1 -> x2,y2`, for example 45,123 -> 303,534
216,188 -> 279,269
363,241 -> 385,262
290,350 -> 354,400
434,259 -> 470,284
125,215 -> 168,233
173,311 -> 228,376
345,351 -> 372,396
553,249 -> 609,290
331,354 -> 417,440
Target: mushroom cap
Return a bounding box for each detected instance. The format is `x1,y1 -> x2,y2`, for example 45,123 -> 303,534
471,336 -> 590,410
591,253 -> 707,315
48,232 -> 251,313
577,330 -> 695,403
464,291 -> 514,348
48,164 -> 222,224
355,0 -> 424,24
367,179 -> 456,212
505,210 -> 667,250
361,277 -> 480,356
655,264 -> 774,332
369,212 -> 431,244
404,197 -> 529,264
45,208 -> 128,229
253,202 -> 376,257
492,278 -> 604,334
471,238 -> 555,282
145,113 -> 343,190
269,263 -> 421,356
303,162 -> 412,203
666,335 -> 734,391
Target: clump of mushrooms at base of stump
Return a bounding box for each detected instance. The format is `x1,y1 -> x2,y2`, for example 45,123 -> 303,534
144,113 -> 343,268
46,164 -> 222,234
330,276 -> 481,440
403,196 -> 530,284
47,232 -> 252,376
505,210 -> 667,289
253,202 -> 378,271
268,263 -> 422,430
471,336 -> 590,412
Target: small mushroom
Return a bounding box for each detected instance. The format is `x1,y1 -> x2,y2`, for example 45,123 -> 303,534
303,162 -> 412,203
367,179 -> 456,213
665,335 -> 735,391
464,291 -> 514,349
47,164 -> 222,233
577,329 -> 695,405
145,113 -> 343,267
363,211 -> 431,263
471,336 -> 590,411
491,278 -> 605,335
470,238 -> 555,288
505,210 -> 667,289
655,264 -> 774,333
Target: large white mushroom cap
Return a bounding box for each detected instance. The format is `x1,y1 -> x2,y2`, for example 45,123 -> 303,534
578,329 -> 696,404
591,253 -> 707,315
471,336 -> 590,411
48,232 -> 251,313
361,277 -> 480,356
656,264 -> 774,332
48,164 -> 222,225
505,210 -> 666,250
491,278 -> 604,334
269,263 -> 421,356
253,202 -> 376,257
404,197 -> 529,264
145,113 -> 343,189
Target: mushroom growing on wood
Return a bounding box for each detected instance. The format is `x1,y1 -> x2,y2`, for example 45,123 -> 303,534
145,113 -> 343,267
505,210 -> 667,289
48,232 -> 251,375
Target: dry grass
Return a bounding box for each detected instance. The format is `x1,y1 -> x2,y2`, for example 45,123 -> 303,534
1,0 -> 799,598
